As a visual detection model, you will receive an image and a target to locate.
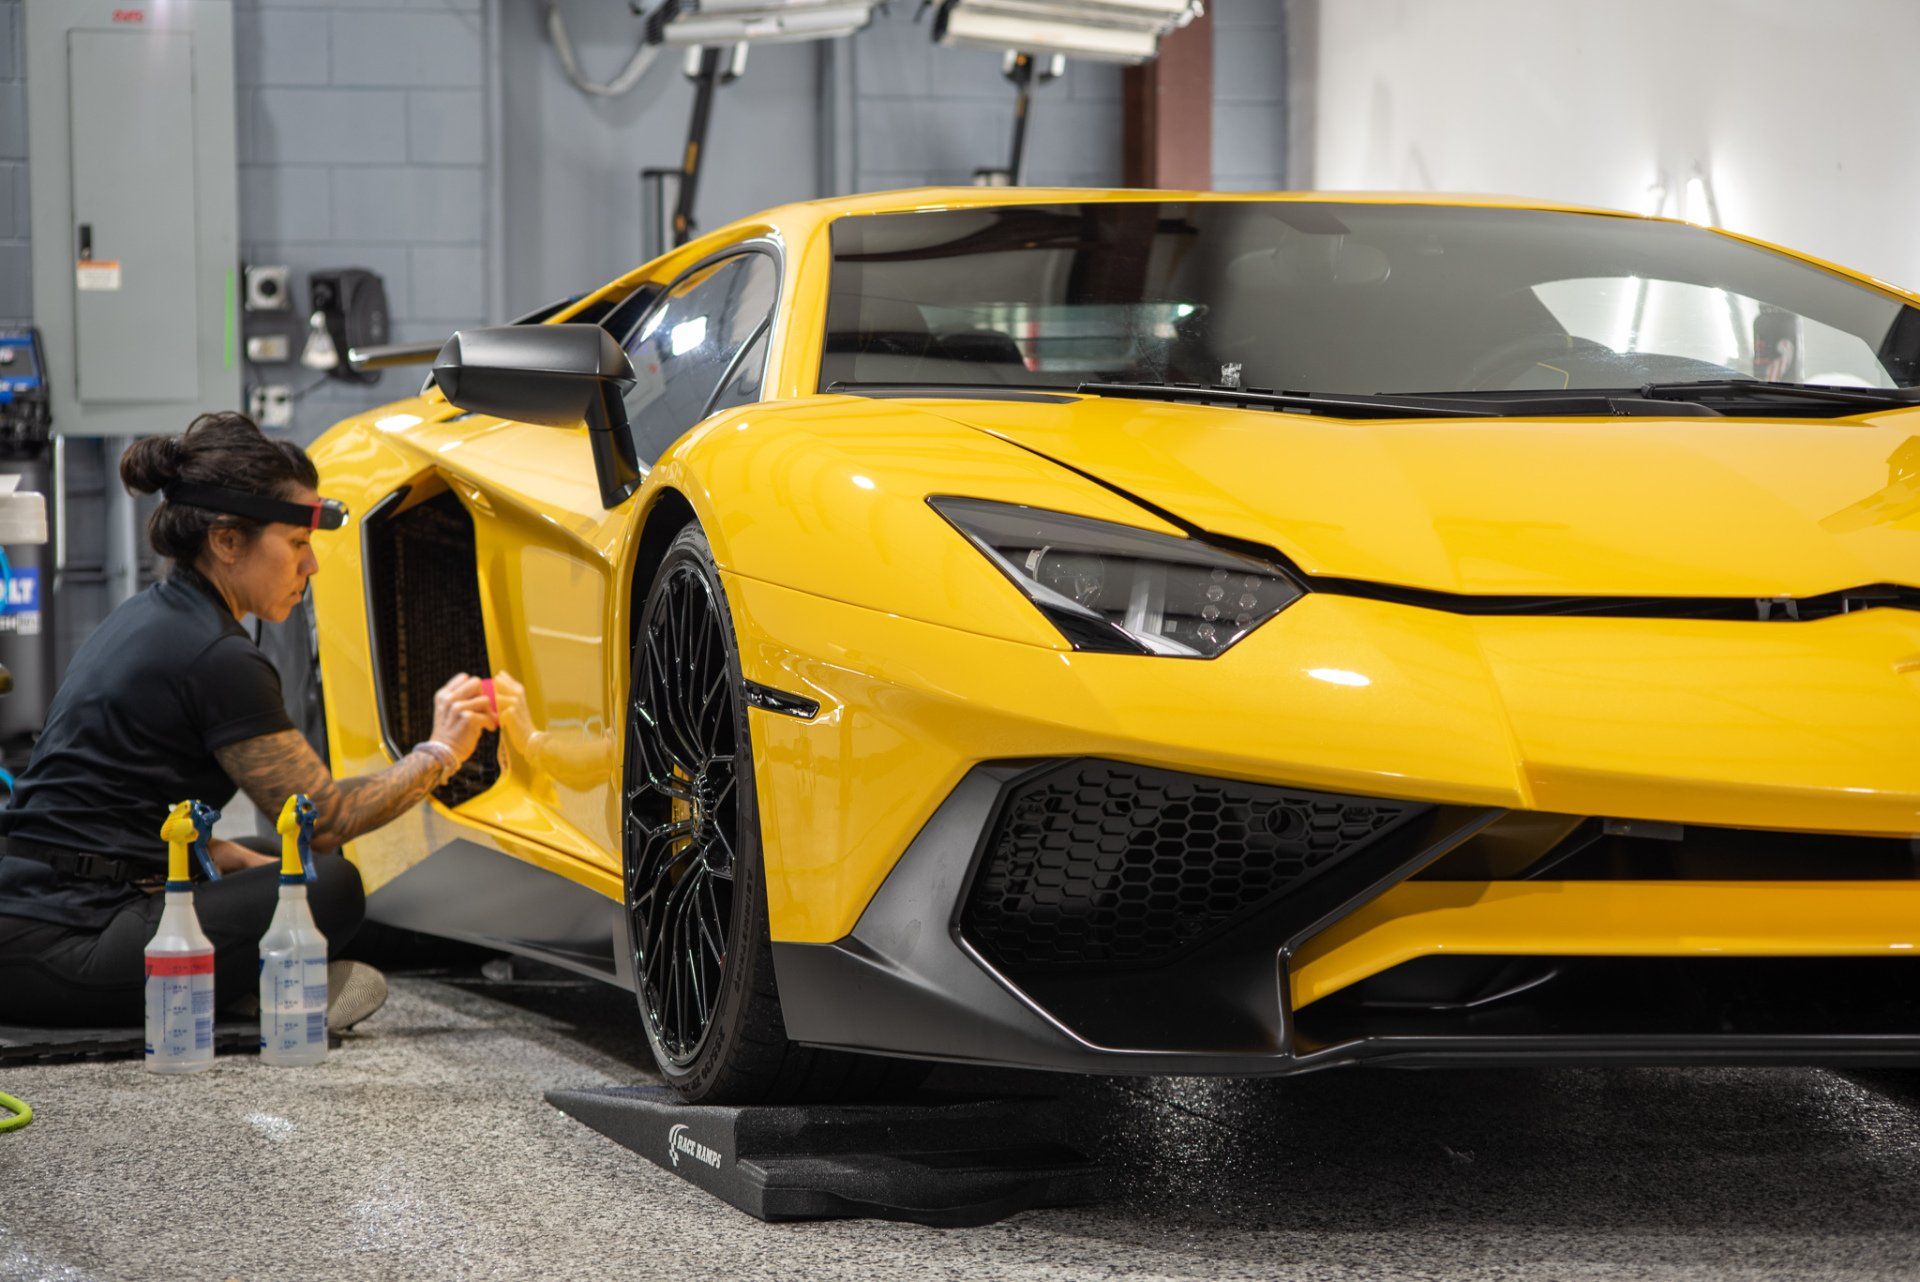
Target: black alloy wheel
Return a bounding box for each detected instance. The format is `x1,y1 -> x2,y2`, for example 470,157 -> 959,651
626,536 -> 743,1071
622,524 -> 931,1104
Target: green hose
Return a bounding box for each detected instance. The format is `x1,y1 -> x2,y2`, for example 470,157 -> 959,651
0,1091 -> 31,1133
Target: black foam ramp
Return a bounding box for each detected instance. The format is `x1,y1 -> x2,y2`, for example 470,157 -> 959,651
545,1083 -> 1106,1226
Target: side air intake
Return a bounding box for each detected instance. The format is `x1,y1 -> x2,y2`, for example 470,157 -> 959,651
362,488 -> 500,807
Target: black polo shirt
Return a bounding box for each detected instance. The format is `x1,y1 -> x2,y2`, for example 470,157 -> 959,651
0,571 -> 294,928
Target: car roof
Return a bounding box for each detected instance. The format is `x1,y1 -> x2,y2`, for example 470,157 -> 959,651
752,185 -> 1646,229
795,186 -> 1631,215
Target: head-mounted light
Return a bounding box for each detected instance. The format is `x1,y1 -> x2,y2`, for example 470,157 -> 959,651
163,483 -> 350,531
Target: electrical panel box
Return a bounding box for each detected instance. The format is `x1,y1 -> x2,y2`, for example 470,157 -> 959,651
25,0 -> 242,436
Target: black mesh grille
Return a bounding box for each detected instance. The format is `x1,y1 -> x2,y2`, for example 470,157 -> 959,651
962,760 -> 1427,972
364,489 -> 500,807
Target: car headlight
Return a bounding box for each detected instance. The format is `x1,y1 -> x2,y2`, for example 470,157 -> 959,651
930,496 -> 1304,657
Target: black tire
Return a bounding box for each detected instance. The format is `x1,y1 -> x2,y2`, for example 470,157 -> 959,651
624,524 -> 926,1104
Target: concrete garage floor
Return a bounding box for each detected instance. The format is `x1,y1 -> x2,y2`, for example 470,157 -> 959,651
5,972 -> 1920,1281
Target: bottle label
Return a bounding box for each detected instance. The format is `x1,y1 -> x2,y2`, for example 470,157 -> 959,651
144,952 -> 215,1064
146,954 -> 215,978
260,950 -> 329,1056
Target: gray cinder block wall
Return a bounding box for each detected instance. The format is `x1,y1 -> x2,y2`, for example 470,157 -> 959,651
0,0 -> 26,325
848,0 -> 1282,192
235,0 -> 493,442
847,6 -> 1124,191
1213,0 -> 1288,191
849,0 -> 1286,193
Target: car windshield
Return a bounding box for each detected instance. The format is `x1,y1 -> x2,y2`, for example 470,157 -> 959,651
819,202 -> 1920,397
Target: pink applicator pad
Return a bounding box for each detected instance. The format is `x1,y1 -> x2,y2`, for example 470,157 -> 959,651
480,677 -> 496,713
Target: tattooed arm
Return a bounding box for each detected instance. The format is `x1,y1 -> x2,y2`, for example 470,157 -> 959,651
214,732 -> 443,851
214,672 -> 497,852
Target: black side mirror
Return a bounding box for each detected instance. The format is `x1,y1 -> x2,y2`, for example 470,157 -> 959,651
433,324 -> 642,508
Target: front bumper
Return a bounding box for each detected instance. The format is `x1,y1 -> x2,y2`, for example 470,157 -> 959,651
772,763 -> 1920,1075
729,573 -> 1920,948
732,572 -> 1920,1073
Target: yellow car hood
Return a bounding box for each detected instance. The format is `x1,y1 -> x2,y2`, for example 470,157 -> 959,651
926,396 -> 1920,599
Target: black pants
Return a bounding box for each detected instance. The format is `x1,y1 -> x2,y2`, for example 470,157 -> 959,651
0,844 -> 366,1027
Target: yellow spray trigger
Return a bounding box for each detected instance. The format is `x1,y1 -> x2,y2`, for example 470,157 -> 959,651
161,801 -> 199,885
276,795 -> 306,879
275,794 -> 318,882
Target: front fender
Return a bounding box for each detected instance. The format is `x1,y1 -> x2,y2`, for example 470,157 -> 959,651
641,394 -> 1182,648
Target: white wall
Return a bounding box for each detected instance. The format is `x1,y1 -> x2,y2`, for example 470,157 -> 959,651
1307,0 -> 1920,292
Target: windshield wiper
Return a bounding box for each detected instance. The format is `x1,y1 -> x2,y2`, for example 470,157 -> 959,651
1637,379 -> 1920,410
1369,387 -> 1722,416
1077,381 -> 1738,418
1077,381 -> 1495,419
839,376 -> 1919,419
1356,379 -> 1920,416
826,381 -> 1075,403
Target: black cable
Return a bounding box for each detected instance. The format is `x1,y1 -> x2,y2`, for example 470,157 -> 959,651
285,372 -> 333,403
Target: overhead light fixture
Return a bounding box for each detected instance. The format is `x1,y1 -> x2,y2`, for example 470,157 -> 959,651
644,0 -> 882,46
931,0 -> 1202,64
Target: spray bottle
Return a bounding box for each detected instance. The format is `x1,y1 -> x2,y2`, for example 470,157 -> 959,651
145,801 -> 216,1074
259,794 -> 328,1067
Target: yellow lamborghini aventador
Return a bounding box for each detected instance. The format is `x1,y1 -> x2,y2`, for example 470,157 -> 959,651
307,189 -> 1920,1102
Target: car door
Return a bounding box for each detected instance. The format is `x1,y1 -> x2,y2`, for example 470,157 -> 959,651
473,247 -> 782,868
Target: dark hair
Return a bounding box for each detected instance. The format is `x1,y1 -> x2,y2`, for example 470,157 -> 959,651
120,412 -> 320,568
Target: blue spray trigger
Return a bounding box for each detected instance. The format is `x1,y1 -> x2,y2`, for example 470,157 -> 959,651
294,795 -> 318,884
188,801 -> 223,881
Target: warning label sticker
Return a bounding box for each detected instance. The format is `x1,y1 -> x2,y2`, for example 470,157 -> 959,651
76,260 -> 123,292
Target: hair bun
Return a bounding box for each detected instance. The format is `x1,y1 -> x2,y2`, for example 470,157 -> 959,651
119,434 -> 186,494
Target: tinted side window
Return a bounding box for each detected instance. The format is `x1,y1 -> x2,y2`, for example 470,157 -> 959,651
706,321 -> 771,418
622,253 -> 777,463
597,283 -> 661,340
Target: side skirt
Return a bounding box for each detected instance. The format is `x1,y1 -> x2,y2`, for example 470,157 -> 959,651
366,836 -> 631,987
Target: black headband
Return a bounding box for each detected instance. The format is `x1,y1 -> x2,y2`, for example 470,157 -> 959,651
163,483 -> 349,531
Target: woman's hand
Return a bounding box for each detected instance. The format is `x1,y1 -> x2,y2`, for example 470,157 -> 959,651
431,672 -> 499,765
209,837 -> 276,874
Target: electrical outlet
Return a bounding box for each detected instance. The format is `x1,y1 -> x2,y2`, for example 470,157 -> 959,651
246,334 -> 291,364
249,384 -> 294,430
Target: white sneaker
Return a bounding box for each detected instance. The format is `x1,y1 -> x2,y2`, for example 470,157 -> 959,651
326,961 -> 389,1032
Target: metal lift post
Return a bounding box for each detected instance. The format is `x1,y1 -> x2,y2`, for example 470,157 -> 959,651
977,52 -> 1064,188
672,43 -> 746,248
